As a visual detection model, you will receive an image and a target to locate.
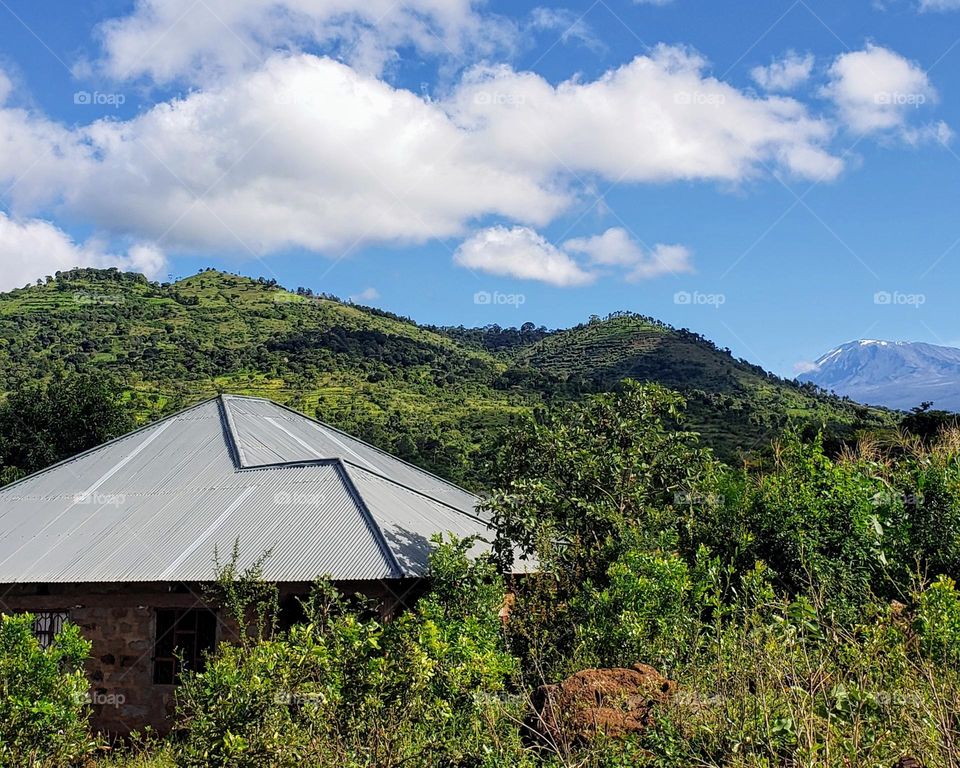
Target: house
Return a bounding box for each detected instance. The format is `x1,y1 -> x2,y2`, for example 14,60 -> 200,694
0,395 -> 495,734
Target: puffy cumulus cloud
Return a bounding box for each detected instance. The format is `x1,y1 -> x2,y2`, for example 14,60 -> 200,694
751,51 -> 815,92
450,46 -> 842,183
822,44 -> 939,137
0,74 -> 94,211
563,227 -> 694,280
64,55 -> 568,253
0,213 -> 166,291
455,225 -> 691,286
93,0 -> 514,82
0,49 -> 848,259
454,226 -> 594,286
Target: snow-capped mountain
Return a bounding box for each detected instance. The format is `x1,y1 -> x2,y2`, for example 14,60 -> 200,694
798,340 -> 960,412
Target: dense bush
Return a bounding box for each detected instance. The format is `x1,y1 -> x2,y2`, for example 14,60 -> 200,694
0,613 -> 94,767
175,537 -> 527,768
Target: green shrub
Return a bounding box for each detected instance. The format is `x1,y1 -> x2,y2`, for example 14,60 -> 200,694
175,537 -> 527,768
915,575 -> 960,667
0,613 -> 94,767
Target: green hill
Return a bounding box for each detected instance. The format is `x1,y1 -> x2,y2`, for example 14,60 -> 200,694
0,268 -> 894,485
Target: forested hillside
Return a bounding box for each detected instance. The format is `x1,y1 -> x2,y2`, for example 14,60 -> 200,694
0,268 -> 894,485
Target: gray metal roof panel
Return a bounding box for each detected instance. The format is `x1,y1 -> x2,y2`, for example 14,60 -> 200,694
0,395 -> 486,583
344,464 -> 491,577
223,396 -> 482,517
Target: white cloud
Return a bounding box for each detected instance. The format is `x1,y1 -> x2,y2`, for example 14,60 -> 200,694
0,48 -> 850,262
349,287 -> 381,303
456,226 -> 691,286
563,227 -> 694,280
451,46 -> 842,183
822,44 -> 939,137
919,0 -> 960,10
93,0 -> 514,82
751,51 -> 815,92
0,213 -> 166,291
0,71 -> 11,104
454,226 -> 594,287
529,8 -> 603,52
793,360 -> 819,375
0,73 -> 94,211
564,227 -> 645,267
58,55 -> 568,253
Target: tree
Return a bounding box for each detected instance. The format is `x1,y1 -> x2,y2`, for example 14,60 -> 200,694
487,381 -> 720,678
0,373 -> 135,486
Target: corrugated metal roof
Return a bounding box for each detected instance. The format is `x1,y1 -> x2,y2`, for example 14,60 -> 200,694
0,395 -> 493,583
224,396 -> 481,516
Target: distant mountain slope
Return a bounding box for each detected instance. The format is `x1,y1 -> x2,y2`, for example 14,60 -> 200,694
798,340 -> 960,412
0,269 -> 894,482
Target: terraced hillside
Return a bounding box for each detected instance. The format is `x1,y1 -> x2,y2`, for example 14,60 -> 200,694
0,269 -> 894,484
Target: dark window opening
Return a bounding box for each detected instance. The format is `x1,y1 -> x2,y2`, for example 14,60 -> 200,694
32,611 -> 69,648
277,594 -> 307,633
153,608 -> 217,685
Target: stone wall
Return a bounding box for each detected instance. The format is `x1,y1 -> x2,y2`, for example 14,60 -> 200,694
3,583 -> 215,733
1,579 -> 417,734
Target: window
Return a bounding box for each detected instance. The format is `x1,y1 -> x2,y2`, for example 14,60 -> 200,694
153,608 -> 217,685
32,611 -> 69,648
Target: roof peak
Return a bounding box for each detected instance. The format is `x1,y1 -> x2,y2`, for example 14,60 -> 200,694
214,394 -> 478,508
0,392 -> 492,583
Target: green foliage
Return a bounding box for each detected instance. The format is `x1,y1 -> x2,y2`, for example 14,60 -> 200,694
0,373 -> 134,485
487,382 -> 960,765
0,613 -> 94,767
731,431 -> 891,607
207,541 -> 280,644
0,268 -> 894,488
490,382 -> 721,679
175,537 -> 526,768
576,535 -> 696,672
915,575 -> 960,667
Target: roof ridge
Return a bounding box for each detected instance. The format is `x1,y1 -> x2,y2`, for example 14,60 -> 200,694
332,460 -> 406,579
217,394 -> 246,468
224,394 -> 478,498
342,461 -> 488,525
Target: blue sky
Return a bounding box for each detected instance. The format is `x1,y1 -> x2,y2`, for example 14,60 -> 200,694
0,0 -> 958,376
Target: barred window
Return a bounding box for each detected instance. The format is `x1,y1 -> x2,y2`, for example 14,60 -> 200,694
32,611 -> 69,648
